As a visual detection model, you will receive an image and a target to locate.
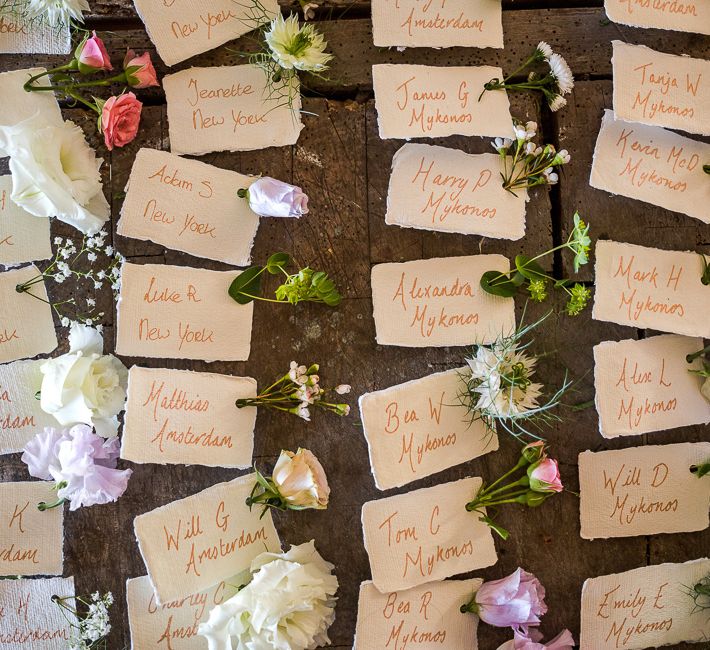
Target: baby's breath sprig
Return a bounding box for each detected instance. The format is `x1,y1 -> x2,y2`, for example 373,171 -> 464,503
52,591 -> 112,649
480,213 -> 592,317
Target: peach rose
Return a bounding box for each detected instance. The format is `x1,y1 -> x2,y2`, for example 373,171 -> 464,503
123,49 -> 159,89
100,93 -> 142,151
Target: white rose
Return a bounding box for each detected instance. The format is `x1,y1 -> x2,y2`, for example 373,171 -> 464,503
40,322 -> 128,437
0,113 -> 109,235
272,448 -> 330,509
199,541 -> 338,650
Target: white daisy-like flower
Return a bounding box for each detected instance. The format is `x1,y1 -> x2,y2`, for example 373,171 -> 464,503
536,41 -> 553,61
548,53 -> 574,95
548,94 -> 567,112
265,14 -> 333,72
24,0 -> 90,26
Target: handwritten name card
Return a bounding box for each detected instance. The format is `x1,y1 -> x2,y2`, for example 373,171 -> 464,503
354,579 -> 481,649
387,144 -> 526,240
612,42 -> 709,136
134,474 -> 280,604
134,0 -> 277,66
590,110 -> 710,224
594,335 -> 710,438
373,64 -> 513,140
579,442 -> 710,539
0,265 -> 57,364
581,558 -> 710,649
361,477 -> 497,592
372,0 -> 502,49
0,576 -> 75,649
359,368 -> 498,490
127,575 -> 237,650
593,240 -> 710,338
604,0 -> 710,36
116,262 -> 253,362
0,12 -> 70,54
371,255 -> 515,347
122,366 -> 257,468
164,65 -> 303,155
118,149 -> 260,266
0,482 -> 63,576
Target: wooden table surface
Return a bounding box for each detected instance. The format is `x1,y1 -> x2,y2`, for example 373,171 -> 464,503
1,1 -> 709,648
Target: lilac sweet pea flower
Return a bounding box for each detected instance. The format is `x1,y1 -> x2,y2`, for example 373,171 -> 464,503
498,629 -> 575,650
246,177 -> 309,218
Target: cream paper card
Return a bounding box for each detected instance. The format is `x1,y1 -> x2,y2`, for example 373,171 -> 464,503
133,0 -> 278,66
612,42 -> 710,136
579,442 -> 710,540
387,144 -> 526,240
581,558 -> 710,649
604,0 -> 710,36
116,262 -> 253,362
373,64 -> 514,140
371,255 -> 515,347
0,265 -> 57,363
0,12 -> 70,54
0,576 -> 75,649
0,175 -> 51,267
127,575 -> 238,649
361,477 -> 497,592
359,368 -> 498,490
122,366 -> 257,468
118,149 -> 260,266
594,335 -> 710,438
164,65 -> 303,155
134,475 -> 280,604
590,110 -> 710,224
593,240 -> 710,338
354,578 -> 482,649
0,359 -> 57,454
0,482 -> 63,576
372,0 -> 503,49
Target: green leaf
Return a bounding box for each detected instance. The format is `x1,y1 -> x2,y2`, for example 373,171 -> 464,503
480,271 -> 518,298
266,253 -> 290,275
514,255 -> 546,281
228,266 -> 262,304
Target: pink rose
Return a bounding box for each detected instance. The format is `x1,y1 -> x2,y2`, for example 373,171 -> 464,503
472,568 -> 547,628
498,628 -> 575,650
100,92 -> 142,151
76,31 -> 112,73
123,49 -> 160,89
528,457 -> 563,493
247,177 -> 309,218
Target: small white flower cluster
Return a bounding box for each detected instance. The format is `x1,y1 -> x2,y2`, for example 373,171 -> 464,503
534,41 -> 574,111
288,362 -> 352,421
66,591 -> 113,650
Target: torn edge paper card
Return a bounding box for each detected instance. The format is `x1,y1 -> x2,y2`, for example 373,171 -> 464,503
604,0 -> 710,36
359,368 -> 498,490
581,558 -> 710,648
372,0 -> 503,49
579,442 -> 710,540
361,476 -> 497,592
121,366 -> 257,468
592,240 -> 710,338
371,254 -> 515,347
386,143 -> 526,240
134,474 -> 281,604
0,13 -> 70,54
117,148 -> 260,266
590,110 -> 710,224
373,64 -> 514,140
612,41 -> 710,136
354,579 -> 482,649
164,65 -> 303,155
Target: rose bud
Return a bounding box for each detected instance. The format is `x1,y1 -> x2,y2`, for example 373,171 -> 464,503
528,457 -> 564,493
76,31 -> 112,74
99,92 -> 142,151
123,49 -> 160,89
272,448 -> 330,509
243,177 -> 309,218
521,440 -> 547,465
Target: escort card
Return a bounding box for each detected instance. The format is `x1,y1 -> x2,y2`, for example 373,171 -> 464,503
0,359 -> 57,454
122,366 -> 257,468
354,579 -> 482,649
581,558 -> 710,648
590,110 -> 710,224
372,0 -> 503,49
118,149 -> 260,266
164,65 -> 303,155
0,576 -> 75,649
594,335 -> 710,438
373,65 -> 514,140
371,255 -> 515,347
116,262 -> 253,362
0,265 -> 57,364
579,442 -> 710,540
127,575 -> 237,649
133,0 -> 278,66
361,477 -> 497,592
593,240 -> 710,338
359,368 -> 498,490
612,42 -> 709,136
0,12 -> 70,54
604,0 -> 710,36
387,144 -> 526,240
134,475 -> 280,604
0,482 -> 63,576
